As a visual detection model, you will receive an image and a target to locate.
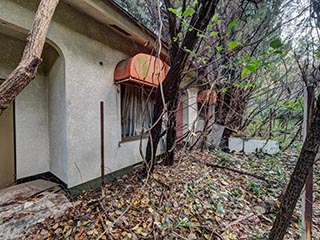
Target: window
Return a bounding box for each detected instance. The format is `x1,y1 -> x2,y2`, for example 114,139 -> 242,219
121,85 -> 155,139
114,53 -> 168,140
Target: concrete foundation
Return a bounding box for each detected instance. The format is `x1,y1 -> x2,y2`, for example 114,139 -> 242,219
229,138 -> 280,155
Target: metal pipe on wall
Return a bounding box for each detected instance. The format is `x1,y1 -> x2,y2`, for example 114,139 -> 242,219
100,101 -> 105,187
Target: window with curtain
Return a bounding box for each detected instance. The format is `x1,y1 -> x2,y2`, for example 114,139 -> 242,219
121,85 -> 155,139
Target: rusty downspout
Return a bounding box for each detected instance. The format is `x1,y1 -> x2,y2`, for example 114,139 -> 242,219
100,101 -> 105,187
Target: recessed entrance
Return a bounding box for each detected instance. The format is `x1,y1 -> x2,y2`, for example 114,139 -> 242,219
0,80 -> 15,189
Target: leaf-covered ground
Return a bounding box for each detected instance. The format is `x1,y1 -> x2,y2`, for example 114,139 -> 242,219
25,150 -> 320,239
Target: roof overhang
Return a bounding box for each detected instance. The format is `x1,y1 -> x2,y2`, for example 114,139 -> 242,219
62,0 -> 169,59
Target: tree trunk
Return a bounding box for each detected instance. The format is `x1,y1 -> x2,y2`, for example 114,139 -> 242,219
0,0 -> 59,115
164,98 -> 179,166
144,1 -> 220,175
268,96 -> 320,240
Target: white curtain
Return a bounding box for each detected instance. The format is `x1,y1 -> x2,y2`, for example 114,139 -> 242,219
121,86 -> 154,138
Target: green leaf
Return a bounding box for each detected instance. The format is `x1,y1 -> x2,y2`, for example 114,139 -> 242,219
245,64 -> 257,73
210,31 -> 219,37
227,18 -> 239,31
183,46 -> 191,54
221,87 -> 227,93
270,38 -> 282,49
216,46 -> 224,52
182,7 -> 196,17
228,41 -> 239,50
239,80 -> 248,88
241,68 -> 249,78
251,60 -> 261,65
316,49 -> 320,59
167,7 -> 182,17
167,7 -> 176,13
211,13 -> 219,23
233,58 -> 241,64
197,33 -> 206,38
183,46 -> 195,56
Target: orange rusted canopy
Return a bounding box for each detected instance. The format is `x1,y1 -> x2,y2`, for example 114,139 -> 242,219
197,89 -> 217,105
114,53 -> 169,87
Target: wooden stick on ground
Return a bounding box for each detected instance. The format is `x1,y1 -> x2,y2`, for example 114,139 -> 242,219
222,212 -> 255,232
206,163 -> 269,182
0,0 -> 59,115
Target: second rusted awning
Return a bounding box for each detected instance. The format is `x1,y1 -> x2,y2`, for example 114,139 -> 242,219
114,53 -> 169,88
197,89 -> 217,105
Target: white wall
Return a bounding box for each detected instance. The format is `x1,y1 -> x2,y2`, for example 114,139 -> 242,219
48,55 -> 67,183
0,32 -> 50,179
181,93 -> 189,136
63,36 -> 130,187
15,76 -> 50,178
63,30 -> 151,187
0,33 -> 24,79
187,88 -> 199,131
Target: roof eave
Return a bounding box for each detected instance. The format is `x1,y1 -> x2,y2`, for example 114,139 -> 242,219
62,0 -> 169,60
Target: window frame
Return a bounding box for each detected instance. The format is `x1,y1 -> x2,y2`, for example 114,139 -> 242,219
120,83 -> 156,142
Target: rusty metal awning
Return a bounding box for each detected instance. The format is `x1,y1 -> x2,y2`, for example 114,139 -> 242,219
197,89 -> 217,105
114,53 -> 169,88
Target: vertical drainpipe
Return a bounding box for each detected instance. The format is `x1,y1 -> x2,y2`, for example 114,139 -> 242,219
100,101 -> 105,187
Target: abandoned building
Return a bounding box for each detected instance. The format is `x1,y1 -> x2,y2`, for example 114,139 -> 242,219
0,0 -> 216,192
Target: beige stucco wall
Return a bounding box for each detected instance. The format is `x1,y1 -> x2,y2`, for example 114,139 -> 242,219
0,32 -> 50,179
0,0 -> 156,188
48,54 -> 67,183
15,75 -> 50,178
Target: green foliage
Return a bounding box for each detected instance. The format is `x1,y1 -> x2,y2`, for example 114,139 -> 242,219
177,217 -> 190,228
209,31 -> 219,37
246,115 -> 303,152
168,6 -> 196,17
211,13 -> 219,23
227,18 -> 239,31
182,7 -> 196,17
113,0 -> 157,32
248,181 -> 264,196
183,46 -> 196,56
228,41 -> 239,50
270,38 -> 282,49
197,33 -> 207,38
238,80 -> 248,88
216,46 -> 224,52
241,59 -> 262,78
241,67 -> 250,78
215,148 -> 231,164
316,48 -> 320,59
276,97 -> 303,112
167,7 -> 182,17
